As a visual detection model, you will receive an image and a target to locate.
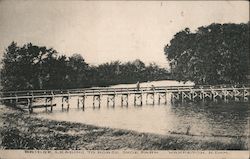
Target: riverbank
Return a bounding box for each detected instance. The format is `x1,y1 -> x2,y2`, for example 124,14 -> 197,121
0,106 -> 248,150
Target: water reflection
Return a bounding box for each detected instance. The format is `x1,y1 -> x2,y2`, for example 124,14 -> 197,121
36,97 -> 249,137
35,80 -> 248,137
169,102 -> 249,137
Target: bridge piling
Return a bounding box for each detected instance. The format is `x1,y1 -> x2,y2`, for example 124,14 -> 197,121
165,92 -> 167,104
61,97 -> 64,111
121,95 -> 123,106
81,96 -> 85,111
28,98 -> 33,114
45,98 -> 48,112
66,96 -> 69,111
77,98 -> 80,109
134,95 -> 136,106
50,97 -> 54,112
107,96 -> 109,107
93,96 -> 95,109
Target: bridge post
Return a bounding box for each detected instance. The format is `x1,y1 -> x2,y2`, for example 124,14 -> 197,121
15,95 -> 18,107
126,94 -> 129,106
28,98 -> 33,114
67,91 -> 70,111
61,97 -> 64,111
200,88 -> 205,102
152,93 -> 155,105
121,95 -> 123,106
223,90 -> 228,103
93,96 -> 95,109
107,96 -> 109,107
77,98 -> 80,109
233,88 -> 239,102
181,91 -> 184,103
171,93 -> 174,103
66,96 -> 70,111
158,93 -> 161,105
134,95 -> 136,106
165,92 -> 167,105
99,95 -> 101,108
82,96 -> 85,111
113,95 -> 115,107
45,97 -> 48,112
50,97 -> 54,112
140,94 -> 143,106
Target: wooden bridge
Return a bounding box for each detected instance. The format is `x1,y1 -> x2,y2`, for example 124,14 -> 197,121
0,84 -> 249,113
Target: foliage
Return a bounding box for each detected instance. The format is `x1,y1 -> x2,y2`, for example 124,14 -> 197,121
0,43 -> 170,91
0,42 -> 58,90
164,22 -> 250,85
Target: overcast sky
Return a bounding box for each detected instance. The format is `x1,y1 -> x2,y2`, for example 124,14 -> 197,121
0,1 -> 249,67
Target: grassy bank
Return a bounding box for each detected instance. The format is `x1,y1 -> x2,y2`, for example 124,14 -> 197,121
0,106 -> 248,150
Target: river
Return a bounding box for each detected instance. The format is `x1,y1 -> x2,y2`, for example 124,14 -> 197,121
35,80 -> 249,137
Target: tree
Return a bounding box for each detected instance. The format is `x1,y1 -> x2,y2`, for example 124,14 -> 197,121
67,54 -> 89,88
0,42 -> 58,91
0,42 -> 172,91
164,22 -> 250,85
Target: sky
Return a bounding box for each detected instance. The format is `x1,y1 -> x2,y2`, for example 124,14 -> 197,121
0,1 -> 249,68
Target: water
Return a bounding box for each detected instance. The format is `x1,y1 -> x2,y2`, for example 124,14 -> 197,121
35,80 -> 249,137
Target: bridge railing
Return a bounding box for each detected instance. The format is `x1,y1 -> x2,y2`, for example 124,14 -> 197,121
1,84 -> 249,99
0,85 -> 194,98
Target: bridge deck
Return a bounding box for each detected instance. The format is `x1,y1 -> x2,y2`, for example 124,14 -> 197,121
0,84 -> 249,113
0,85 -> 249,100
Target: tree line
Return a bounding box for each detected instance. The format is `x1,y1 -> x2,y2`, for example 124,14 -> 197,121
0,42 -> 170,91
1,22 -> 248,91
164,22 -> 249,85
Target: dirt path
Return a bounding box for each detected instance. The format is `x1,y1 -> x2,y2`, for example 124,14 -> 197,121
0,105 -> 248,150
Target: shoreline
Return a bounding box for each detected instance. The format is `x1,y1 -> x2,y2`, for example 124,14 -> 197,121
0,106 -> 248,150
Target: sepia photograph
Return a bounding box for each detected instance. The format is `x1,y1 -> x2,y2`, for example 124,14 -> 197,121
0,0 -> 249,159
